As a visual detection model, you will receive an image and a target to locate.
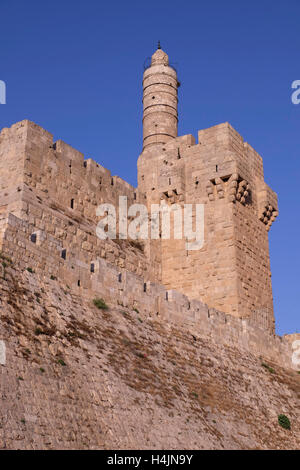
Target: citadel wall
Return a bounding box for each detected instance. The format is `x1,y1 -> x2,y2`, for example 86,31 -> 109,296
0,45 -> 280,335
0,120 -> 27,218
0,40 -> 290,369
0,211 -> 296,370
138,122 -> 278,332
0,117 -> 279,335
0,118 -> 296,370
0,120 -> 156,286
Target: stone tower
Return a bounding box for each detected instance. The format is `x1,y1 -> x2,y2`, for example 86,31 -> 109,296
142,44 -> 179,149
138,45 -> 278,332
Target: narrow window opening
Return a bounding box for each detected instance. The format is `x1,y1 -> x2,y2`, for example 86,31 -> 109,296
134,192 -> 136,200
30,233 -> 37,244
90,263 -> 95,273
61,249 -> 66,260
168,178 -> 171,185
83,161 -> 87,168
143,283 -> 147,293
70,199 -> 74,209
111,178 -> 114,186
118,273 -> 122,283
166,292 -> 168,301
216,165 -> 218,172
177,148 -> 181,159
77,280 -> 81,287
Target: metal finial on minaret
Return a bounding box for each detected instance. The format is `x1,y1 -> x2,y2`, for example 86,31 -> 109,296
157,40 -> 161,49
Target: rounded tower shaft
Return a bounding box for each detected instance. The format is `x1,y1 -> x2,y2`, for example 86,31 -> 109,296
143,45 -> 178,149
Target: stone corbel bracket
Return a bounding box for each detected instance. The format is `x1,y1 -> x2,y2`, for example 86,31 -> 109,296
259,204 -> 278,231
160,188 -> 183,204
206,173 -> 250,205
205,177 -> 227,201
206,181 -> 215,201
257,182 -> 278,231
227,174 -> 250,205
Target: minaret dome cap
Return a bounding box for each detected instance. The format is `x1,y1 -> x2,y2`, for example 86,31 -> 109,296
151,47 -> 169,66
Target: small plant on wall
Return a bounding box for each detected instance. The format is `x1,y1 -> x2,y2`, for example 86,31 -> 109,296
278,414 -> 291,430
93,298 -> 108,310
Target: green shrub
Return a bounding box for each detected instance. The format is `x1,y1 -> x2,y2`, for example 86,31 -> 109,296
133,307 -> 139,314
26,267 -> 34,273
40,367 -> 45,373
261,362 -> 275,374
93,297 -> 108,310
278,414 -> 291,430
57,359 -> 66,366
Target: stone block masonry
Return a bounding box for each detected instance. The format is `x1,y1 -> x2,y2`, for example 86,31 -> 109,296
0,44 -> 295,375
0,45 -> 299,450
0,212 -> 297,370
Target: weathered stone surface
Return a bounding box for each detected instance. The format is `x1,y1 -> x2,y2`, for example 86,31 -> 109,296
0,265 -> 299,450
0,45 -> 297,450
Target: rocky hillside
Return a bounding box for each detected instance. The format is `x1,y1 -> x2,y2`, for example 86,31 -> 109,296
0,259 -> 299,449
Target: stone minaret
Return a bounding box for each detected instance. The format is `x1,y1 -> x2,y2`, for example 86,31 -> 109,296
142,43 -> 178,149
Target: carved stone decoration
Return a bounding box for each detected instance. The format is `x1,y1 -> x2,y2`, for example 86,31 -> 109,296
228,174 -> 250,205
160,188 -> 183,204
215,177 -> 225,199
206,181 -> 215,201
259,204 -> 278,231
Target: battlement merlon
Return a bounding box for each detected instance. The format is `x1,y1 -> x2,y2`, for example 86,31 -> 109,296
0,120 -> 139,221
139,120 -> 278,230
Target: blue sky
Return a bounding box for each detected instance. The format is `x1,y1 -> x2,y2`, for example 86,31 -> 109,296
0,0 -> 299,334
